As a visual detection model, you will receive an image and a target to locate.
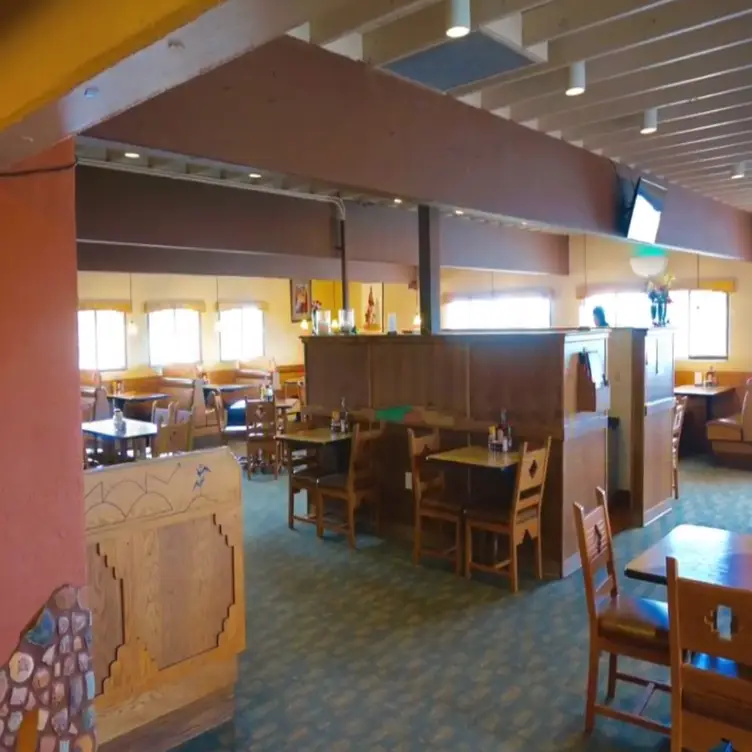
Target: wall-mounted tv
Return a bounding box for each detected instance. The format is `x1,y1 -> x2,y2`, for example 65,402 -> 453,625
625,178 -> 667,244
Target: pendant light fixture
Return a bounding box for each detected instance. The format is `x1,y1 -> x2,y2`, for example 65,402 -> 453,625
731,161 -> 746,180
566,61 -> 586,97
446,0 -> 471,38
640,108 -> 658,135
126,274 -> 138,337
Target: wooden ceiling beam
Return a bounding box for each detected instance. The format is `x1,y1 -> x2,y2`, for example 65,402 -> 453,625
462,0 -> 751,96
648,143 -> 752,170
534,70 -> 752,132
508,41 -> 752,122
583,104 -> 752,151
660,158 -> 752,179
482,14 -> 752,110
561,88 -> 752,142
309,0 -> 435,44
609,123 -> 752,160
521,0 -> 668,47
362,0 -> 544,66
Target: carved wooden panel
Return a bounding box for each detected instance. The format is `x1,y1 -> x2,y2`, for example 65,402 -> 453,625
86,544 -> 124,696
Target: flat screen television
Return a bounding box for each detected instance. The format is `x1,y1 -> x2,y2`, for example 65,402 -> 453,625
625,178 -> 667,244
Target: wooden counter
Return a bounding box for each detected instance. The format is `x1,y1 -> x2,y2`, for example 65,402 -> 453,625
85,447 -> 245,751
303,331 -> 610,577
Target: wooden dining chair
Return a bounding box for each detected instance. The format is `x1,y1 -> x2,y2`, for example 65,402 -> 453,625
672,397 -> 687,499
317,423 -> 384,549
151,400 -> 177,428
407,429 -> 464,575
573,488 -> 671,736
152,421 -> 194,457
464,438 -> 551,591
287,411 -> 325,531
667,556 -> 752,752
244,400 -> 278,479
93,386 -> 111,420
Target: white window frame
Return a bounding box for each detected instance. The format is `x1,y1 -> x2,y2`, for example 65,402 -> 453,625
443,294 -> 552,330
218,306 -> 265,362
77,309 -> 127,371
147,307 -> 202,366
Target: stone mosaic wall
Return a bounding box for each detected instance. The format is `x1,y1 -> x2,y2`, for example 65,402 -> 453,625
0,585 -> 96,751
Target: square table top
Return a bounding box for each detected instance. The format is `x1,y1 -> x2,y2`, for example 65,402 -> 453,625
228,398 -> 297,412
624,524 -> 752,589
107,391 -> 169,402
203,383 -> 250,392
674,385 -> 736,398
82,418 -> 159,440
428,446 -> 520,470
276,428 -> 351,445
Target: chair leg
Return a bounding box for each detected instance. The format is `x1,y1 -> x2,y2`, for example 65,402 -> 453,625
534,533 -> 543,580
509,536 -> 519,593
606,653 -> 618,701
464,524 -> 472,579
315,491 -> 324,539
346,497 -> 356,549
245,443 -> 252,480
673,465 -> 679,499
454,518 -> 462,576
585,644 -> 600,733
288,483 -> 295,530
413,512 -> 422,566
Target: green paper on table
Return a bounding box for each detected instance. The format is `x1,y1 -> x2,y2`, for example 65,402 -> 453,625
375,406 -> 413,422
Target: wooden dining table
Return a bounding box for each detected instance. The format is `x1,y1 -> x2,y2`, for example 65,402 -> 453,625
427,445 -> 520,470
82,418 -> 159,462
625,524 -> 752,589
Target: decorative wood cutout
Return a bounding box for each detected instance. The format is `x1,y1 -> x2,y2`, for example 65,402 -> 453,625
528,459 -> 538,479
0,585 -> 96,751
594,524 -> 604,554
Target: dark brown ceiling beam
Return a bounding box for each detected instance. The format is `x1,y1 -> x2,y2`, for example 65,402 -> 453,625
85,37 -> 752,259
76,165 -> 569,274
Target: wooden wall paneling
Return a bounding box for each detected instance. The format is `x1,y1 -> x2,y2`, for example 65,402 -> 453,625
640,401 -> 675,525
562,331 -> 608,416
303,338 -> 371,409
84,448 -> 245,747
468,333 -> 565,436
645,329 -> 675,404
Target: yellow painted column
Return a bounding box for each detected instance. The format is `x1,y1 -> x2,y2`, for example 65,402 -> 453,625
0,0 -> 226,132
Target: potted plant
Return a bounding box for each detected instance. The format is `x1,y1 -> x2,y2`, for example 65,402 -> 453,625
646,273 -> 674,327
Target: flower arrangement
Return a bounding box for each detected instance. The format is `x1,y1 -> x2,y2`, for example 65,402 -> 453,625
646,273 -> 674,326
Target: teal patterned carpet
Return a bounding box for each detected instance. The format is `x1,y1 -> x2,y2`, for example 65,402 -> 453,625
176,460 -> 752,751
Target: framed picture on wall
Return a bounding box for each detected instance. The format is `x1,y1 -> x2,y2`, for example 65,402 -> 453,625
290,280 -> 312,322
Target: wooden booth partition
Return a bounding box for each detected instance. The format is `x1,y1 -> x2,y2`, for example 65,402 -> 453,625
608,328 -> 675,527
84,447 -> 245,751
303,331 -> 610,577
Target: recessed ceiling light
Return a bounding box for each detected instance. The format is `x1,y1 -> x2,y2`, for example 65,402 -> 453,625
640,108 -> 658,135
249,172 -> 262,179
731,162 -> 746,180
566,61 -> 586,97
446,0 -> 471,38
83,87 -> 99,99
455,209 -> 464,215
393,198 -> 403,205
124,152 -> 140,159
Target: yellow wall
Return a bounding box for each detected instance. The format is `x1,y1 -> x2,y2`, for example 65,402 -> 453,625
78,272 -> 415,372
441,235 -> 752,371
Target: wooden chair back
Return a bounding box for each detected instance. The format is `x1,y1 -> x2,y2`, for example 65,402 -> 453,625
511,437 -> 551,521
152,421 -> 193,457
673,396 -> 688,436
573,488 -> 618,632
406,429 -> 444,509
81,400 -> 94,422
668,555 -> 752,697
741,379 -> 752,441
246,400 -> 277,438
151,401 -> 176,428
92,387 -> 111,420
80,369 -> 102,388
346,423 -> 384,492
159,377 -> 198,409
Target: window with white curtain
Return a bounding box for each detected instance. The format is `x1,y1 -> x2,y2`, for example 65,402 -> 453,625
77,310 -> 127,371
148,308 -> 202,366
443,295 -> 552,330
218,306 -> 264,361
579,289 -> 729,360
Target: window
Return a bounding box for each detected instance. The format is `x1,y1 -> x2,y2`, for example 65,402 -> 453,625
77,310 -> 127,371
580,289 -> 729,360
148,308 -> 202,366
218,306 -> 264,361
443,295 -> 552,330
